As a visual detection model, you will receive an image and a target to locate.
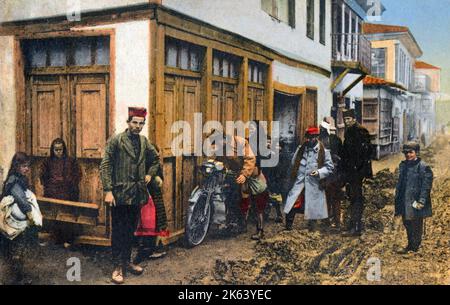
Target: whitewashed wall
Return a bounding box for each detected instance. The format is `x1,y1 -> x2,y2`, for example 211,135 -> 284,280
0,0 -> 147,22
0,36 -> 17,183
162,0 -> 332,71
273,61 -> 333,122
77,20 -> 150,137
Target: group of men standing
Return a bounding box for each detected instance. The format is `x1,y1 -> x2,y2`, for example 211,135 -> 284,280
282,108 -> 434,255
99,105 -> 433,284
283,109 -> 373,236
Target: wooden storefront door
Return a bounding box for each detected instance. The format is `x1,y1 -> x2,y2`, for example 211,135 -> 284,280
27,73 -> 110,240
248,86 -> 265,122
212,81 -> 238,128
163,75 -> 201,234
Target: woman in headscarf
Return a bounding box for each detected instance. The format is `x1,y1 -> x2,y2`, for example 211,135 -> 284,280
40,138 -> 81,201
40,138 -> 81,245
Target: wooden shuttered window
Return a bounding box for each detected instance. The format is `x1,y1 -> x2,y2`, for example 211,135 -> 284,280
319,0 -> 326,45
307,0 -> 315,40
75,83 -> 107,159
288,0 -> 296,28
31,83 -> 64,157
30,75 -> 109,159
261,0 -> 296,28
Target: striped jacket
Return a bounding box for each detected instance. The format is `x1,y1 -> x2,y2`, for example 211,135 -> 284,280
100,130 -> 160,206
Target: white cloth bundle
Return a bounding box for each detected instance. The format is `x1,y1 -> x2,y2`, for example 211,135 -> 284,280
0,190 -> 42,240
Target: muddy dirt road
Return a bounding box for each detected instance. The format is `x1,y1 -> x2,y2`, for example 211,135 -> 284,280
1,136 -> 449,285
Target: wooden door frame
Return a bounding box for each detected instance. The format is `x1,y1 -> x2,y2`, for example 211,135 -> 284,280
273,82 -> 318,144
14,29 -> 116,152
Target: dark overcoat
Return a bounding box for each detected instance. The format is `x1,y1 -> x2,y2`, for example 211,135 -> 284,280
100,130 -> 160,206
395,158 -> 433,220
342,123 -> 373,181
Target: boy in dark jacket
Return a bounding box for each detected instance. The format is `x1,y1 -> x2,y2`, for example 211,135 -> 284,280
395,141 -> 433,253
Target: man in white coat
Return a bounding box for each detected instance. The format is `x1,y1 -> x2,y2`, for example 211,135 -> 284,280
284,127 -> 334,231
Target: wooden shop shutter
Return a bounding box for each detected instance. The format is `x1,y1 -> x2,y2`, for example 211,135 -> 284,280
32,84 -> 63,157
75,83 -> 106,159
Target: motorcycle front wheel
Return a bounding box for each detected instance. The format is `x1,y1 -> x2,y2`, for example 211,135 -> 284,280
185,192 -> 211,247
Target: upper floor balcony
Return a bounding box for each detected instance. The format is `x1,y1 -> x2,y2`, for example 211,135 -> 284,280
332,33 -> 371,75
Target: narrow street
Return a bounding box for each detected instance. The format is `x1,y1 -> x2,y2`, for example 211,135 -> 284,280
1,136 -> 449,285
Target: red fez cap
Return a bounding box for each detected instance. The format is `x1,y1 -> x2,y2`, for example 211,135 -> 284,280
306,127 -> 320,135
128,107 -> 147,118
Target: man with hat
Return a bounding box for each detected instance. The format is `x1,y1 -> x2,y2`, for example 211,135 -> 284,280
284,127 -> 334,231
100,107 -> 162,284
341,109 -> 373,237
319,117 -> 344,229
394,141 -> 433,253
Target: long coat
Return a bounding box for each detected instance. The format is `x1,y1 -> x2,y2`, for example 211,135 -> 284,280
395,158 -> 433,220
100,130 -> 160,206
284,142 -> 334,220
342,123 -> 373,181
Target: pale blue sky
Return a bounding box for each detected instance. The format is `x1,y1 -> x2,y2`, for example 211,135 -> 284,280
372,0 -> 450,97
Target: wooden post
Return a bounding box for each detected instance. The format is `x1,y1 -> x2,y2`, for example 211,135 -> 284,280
14,38 -> 27,153
341,2 -> 345,60
266,62 -> 274,132
202,47 -> 213,122
240,57 -> 249,123
149,19 -> 165,146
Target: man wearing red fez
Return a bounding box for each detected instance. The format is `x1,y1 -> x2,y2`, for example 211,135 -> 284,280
341,109 -> 373,237
100,106 -> 163,284
284,126 -> 334,231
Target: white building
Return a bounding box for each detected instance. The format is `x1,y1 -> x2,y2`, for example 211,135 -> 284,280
412,61 -> 441,146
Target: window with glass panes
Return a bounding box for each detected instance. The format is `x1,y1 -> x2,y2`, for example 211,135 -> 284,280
165,38 -> 203,72
372,48 -> 386,79
248,61 -> 266,84
22,36 -> 110,68
213,51 -> 239,79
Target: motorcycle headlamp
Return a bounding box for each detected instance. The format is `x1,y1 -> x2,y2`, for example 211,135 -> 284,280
202,162 -> 215,175
214,162 -> 224,171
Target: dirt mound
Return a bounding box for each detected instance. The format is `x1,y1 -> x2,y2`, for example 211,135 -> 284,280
364,168 -> 398,211
208,228 -> 388,285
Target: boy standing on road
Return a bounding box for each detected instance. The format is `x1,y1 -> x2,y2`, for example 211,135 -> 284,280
395,141 -> 433,254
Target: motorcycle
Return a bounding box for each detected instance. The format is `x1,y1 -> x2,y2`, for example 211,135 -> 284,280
184,159 -> 237,247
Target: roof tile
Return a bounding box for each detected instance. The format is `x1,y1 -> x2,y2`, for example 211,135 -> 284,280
362,23 -> 409,34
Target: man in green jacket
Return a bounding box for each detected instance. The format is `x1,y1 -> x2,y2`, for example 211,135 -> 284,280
100,107 -> 162,284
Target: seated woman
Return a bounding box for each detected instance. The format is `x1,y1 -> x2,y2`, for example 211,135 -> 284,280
40,138 -> 81,202
40,138 -> 81,245
1,152 -> 40,284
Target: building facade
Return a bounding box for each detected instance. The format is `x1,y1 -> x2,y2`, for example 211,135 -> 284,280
362,23 -> 423,159
412,61 -> 441,146
0,0 -> 334,245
